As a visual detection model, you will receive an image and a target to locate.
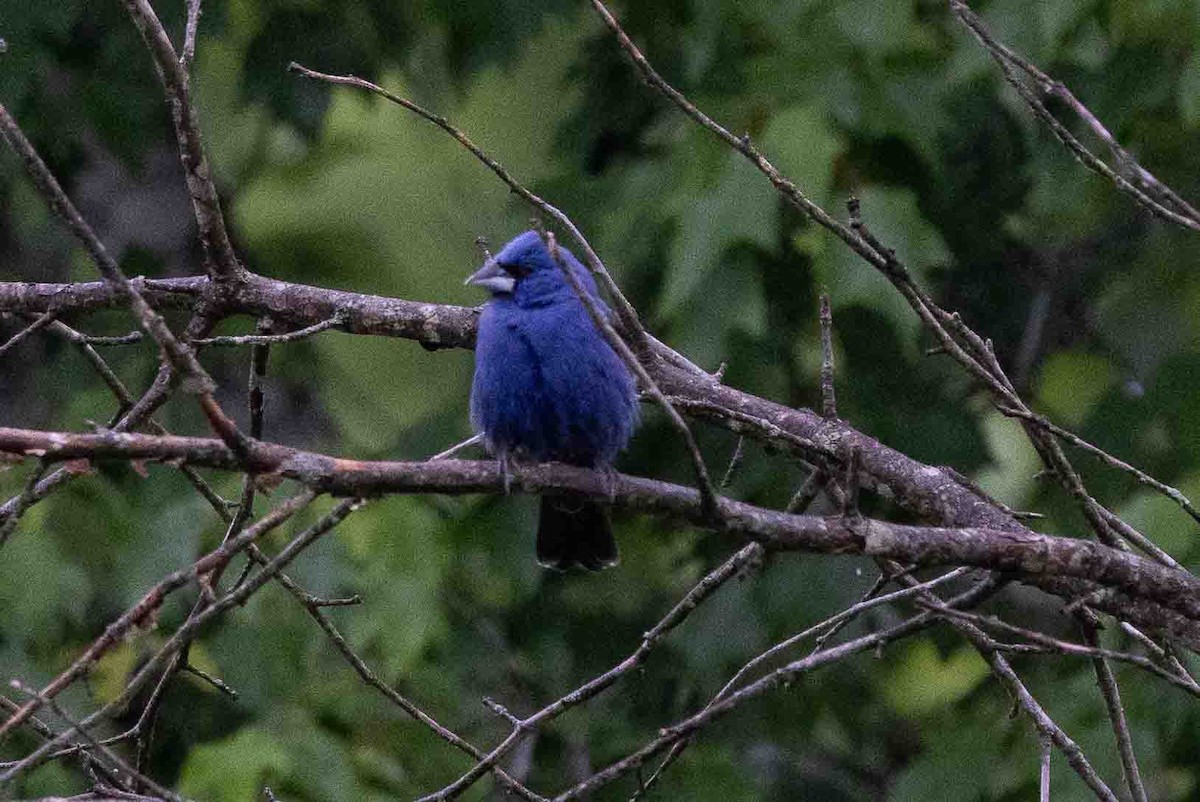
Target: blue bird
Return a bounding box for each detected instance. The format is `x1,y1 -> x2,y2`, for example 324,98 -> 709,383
466,230 -> 639,570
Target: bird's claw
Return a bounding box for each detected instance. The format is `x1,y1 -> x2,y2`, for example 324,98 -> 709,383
499,453 -> 513,495
602,465 -> 618,502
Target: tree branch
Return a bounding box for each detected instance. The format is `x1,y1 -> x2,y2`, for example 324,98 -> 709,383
2,427 -> 1199,642
121,0 -> 244,279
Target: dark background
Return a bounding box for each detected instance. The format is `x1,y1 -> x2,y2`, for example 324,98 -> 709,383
2,1 -> 1200,799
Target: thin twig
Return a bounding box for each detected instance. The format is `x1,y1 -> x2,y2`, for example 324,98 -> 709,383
819,294 -> 836,419
0,458 -> 49,547
1117,621 -> 1200,692
192,314 -> 347,347
718,436 -> 746,489
0,310 -> 55,358
998,403 -> 1200,528
121,0 -> 243,278
429,434 -> 484,461
943,465 -> 1043,521
181,0 -> 202,70
948,0 -> 1200,232
1078,614 -> 1150,802
630,567 -> 970,798
417,543 -> 763,801
9,681 -> 185,802
809,564 -> 918,655
784,468 -> 827,514
80,330 -> 144,345
181,663 -> 237,699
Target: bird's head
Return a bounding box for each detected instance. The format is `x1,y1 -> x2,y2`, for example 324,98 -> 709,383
465,230 -> 599,305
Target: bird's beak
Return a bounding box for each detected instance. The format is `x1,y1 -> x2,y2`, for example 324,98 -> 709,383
465,258 -> 516,294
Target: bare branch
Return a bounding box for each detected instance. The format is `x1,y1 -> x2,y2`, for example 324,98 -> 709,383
0,273 -> 1057,530
0,102 -> 250,458
0,311 -> 56,357
181,0 -> 202,71
948,0 -> 1200,231
1078,615 -> 1150,802
121,0 -> 243,278
819,294 -> 836,419
0,490 -> 315,749
192,313 -> 348,347
2,427 -> 1199,641
417,543 -> 764,800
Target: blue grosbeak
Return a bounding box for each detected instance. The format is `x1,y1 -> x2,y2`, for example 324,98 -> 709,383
467,231 -> 638,570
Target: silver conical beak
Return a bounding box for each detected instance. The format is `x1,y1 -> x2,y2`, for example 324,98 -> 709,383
465,258 -> 515,294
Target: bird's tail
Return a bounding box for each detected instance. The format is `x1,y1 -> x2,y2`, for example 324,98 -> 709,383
537,494 -> 619,571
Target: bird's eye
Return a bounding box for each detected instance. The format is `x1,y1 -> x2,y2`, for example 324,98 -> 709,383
500,262 -> 531,278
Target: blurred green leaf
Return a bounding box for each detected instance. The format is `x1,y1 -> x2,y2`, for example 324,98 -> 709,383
760,103 -> 840,208
884,640 -> 990,717
1180,49 -> 1200,126
342,498 -> 450,679
973,410 -> 1043,513
1035,350 -> 1115,427
1115,472 -> 1200,559
892,711 -> 1030,801
0,505 -> 90,650
658,153 -> 775,319
178,726 -> 293,801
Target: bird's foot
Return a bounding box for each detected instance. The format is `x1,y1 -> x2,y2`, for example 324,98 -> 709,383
499,453 -> 513,495
601,465 -> 619,502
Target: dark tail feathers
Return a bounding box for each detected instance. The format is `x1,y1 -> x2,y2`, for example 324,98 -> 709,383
537,494 -> 619,571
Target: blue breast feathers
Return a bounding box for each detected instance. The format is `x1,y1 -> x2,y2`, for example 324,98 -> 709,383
468,231 -> 638,468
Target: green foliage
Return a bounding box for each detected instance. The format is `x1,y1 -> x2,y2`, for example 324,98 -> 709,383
178,725 -> 294,800
883,640 -> 991,718
5,0 -> 1200,799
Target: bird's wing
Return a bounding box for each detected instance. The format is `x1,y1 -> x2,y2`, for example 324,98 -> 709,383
517,301 -> 637,465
